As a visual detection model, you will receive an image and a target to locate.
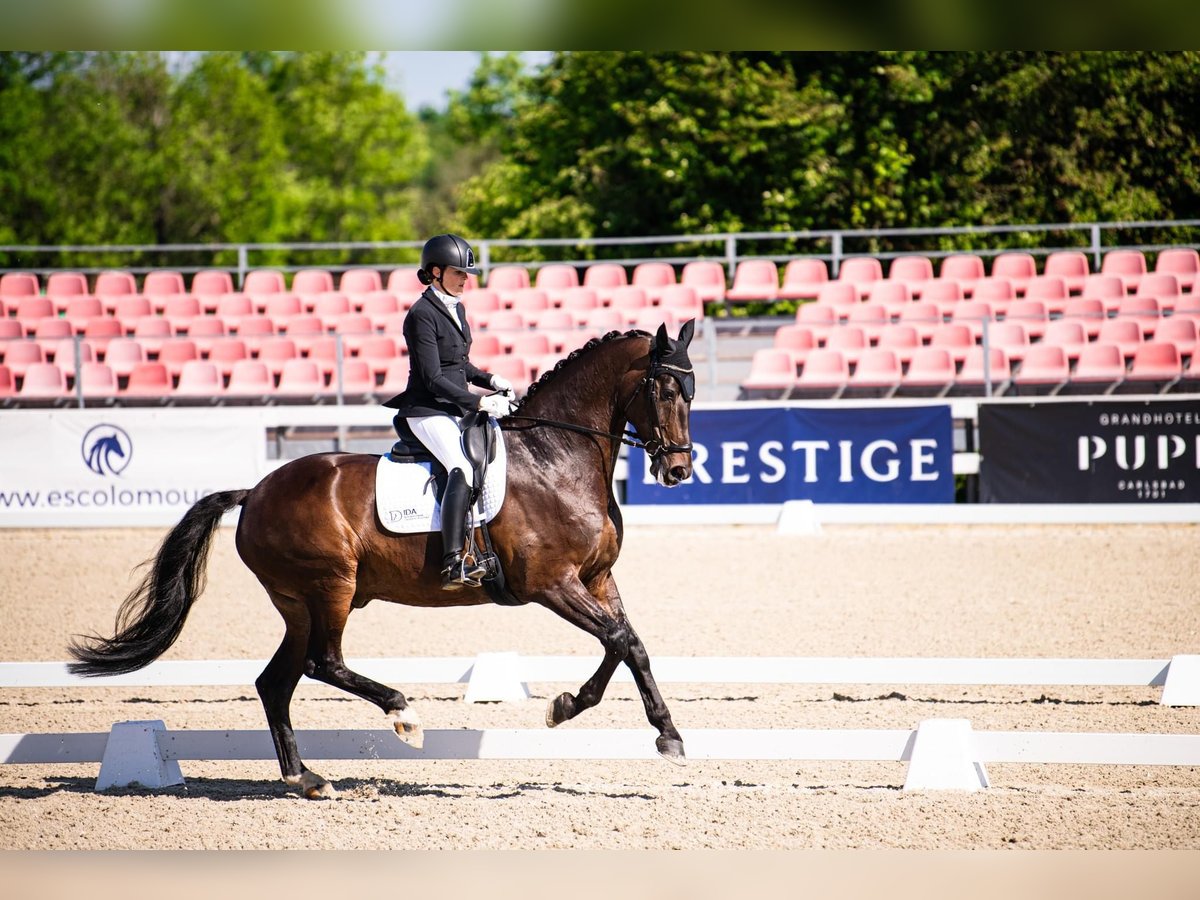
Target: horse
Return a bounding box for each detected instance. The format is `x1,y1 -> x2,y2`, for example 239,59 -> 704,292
68,321 -> 697,799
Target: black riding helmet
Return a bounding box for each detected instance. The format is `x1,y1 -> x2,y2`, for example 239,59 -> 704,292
417,233 -> 481,286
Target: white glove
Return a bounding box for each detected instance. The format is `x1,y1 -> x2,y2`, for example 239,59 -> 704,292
479,393 -> 516,418
490,373 -> 514,395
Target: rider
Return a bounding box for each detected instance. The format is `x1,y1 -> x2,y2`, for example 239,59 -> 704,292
382,234 -> 517,590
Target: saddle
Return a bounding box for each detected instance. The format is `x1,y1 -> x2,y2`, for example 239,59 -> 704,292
390,410 -> 497,500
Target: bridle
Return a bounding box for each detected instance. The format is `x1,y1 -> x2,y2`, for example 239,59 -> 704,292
501,348 -> 694,471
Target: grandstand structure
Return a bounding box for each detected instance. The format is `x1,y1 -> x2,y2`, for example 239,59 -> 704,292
1,221 -> 1198,406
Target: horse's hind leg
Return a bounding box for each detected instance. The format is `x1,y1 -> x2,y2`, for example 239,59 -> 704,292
256,593 -> 336,799
541,574 -> 685,763
302,591 -> 424,749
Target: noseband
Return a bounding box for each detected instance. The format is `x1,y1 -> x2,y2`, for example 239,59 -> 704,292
502,350 -> 694,470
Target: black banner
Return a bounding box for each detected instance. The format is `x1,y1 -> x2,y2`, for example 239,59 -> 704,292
979,400 -> 1200,502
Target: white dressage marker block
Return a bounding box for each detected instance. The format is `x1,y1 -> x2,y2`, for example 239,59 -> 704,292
902,718 -> 989,792
1160,655 -> 1200,706
776,499 -> 823,536
464,652 -> 531,703
95,720 -> 184,791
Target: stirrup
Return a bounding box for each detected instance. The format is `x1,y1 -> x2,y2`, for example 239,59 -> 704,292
440,554 -> 486,590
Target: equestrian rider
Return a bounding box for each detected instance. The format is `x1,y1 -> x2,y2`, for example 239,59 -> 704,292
382,234 -> 517,590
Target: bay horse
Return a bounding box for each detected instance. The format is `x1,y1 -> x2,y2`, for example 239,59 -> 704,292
68,321 -> 697,799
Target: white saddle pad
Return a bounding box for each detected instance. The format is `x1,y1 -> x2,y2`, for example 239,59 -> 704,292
375,423 -> 507,534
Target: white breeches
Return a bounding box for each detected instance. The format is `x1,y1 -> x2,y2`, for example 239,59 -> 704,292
407,415 -> 470,477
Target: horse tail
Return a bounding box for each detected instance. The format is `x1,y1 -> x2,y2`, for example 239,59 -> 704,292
67,489 -> 250,677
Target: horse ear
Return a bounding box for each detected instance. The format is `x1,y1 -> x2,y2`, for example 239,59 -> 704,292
677,318 -> 696,347
654,322 -> 670,350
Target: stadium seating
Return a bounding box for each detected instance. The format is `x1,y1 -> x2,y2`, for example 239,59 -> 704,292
1114,342 -> 1181,393
680,260 -> 726,304
1011,344 -> 1069,395
1041,320 -> 1089,362
1154,247 -> 1198,292
582,263 -> 628,306
206,338 -> 250,377
972,278 -> 1015,315
1154,316 -> 1197,360
486,265 -> 532,301
1135,273 -> 1182,312
164,295 -> 203,333
487,353 -> 534,393
14,297 -> 55,331
927,323 -> 974,365
952,346 -> 1011,396
738,348 -> 796,400
792,349 -> 849,399
1023,276 -> 1070,315
339,268 -> 384,295
726,259 -> 779,303
836,257 -> 883,299
886,255 -> 934,297
18,361 -> 68,401
1100,250 -> 1147,294
45,272 -> 90,313
534,264 -> 580,306
139,271 -> 186,314
918,280 -> 961,317
895,348 -> 955,398
630,262 -> 677,304
0,272 -> 39,300
0,319 -> 24,341
896,303 -> 942,341
174,361 -> 222,401
843,348 -> 902,398
225,360 -> 274,400
938,254 -> 986,296
824,326 -> 868,365
1112,295 -> 1162,336
1060,297 -> 1107,339
984,321 -> 1030,363
1096,318 -> 1143,361
796,300 -> 838,339
292,269 -> 335,297
0,363 -> 13,397
377,358 -> 410,396
948,300 -> 995,341
608,286 -> 650,323
875,324 -> 921,365
558,287 -> 600,317
64,297 -> 104,332
276,359 -> 326,401
1080,274 -> 1125,313
93,271 -> 137,304
991,252 -> 1037,295
4,341 -> 46,377
658,285 -> 705,320
1062,343 -> 1126,395
506,288 -> 551,325
1002,299 -> 1049,339
114,295 -> 153,324
159,340 -> 200,379
778,258 -> 829,301
864,281 -> 914,317
814,282 -> 859,311
1043,250 -> 1090,294
773,324 -> 818,364
123,362 -> 172,401
844,303 -> 889,343
244,269 -> 287,296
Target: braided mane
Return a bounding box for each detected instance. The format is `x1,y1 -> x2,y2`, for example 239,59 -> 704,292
514,328 -> 651,411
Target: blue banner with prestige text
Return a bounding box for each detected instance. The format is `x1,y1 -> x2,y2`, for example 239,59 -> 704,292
626,405 -> 955,504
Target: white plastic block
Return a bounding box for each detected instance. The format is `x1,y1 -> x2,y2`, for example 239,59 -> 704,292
464,652 -> 531,703
95,720 -> 184,791
902,718 -> 989,791
1160,655 -> 1200,706
776,499 -> 823,536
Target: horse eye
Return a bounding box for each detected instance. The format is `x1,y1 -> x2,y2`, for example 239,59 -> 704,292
661,387 -> 678,402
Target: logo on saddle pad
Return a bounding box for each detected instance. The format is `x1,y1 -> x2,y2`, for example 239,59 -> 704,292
375,430 -> 508,535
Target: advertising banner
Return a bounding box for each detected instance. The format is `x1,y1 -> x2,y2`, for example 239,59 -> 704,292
979,400 -> 1200,502
626,405 -> 955,504
0,410 -> 263,525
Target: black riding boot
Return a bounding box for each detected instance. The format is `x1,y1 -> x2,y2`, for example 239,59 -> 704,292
439,468 -> 486,590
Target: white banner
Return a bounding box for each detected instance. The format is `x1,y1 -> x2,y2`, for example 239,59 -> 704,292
0,410 -> 264,526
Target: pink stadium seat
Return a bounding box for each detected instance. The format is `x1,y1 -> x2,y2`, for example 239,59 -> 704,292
64,297 -> 104,332
814,281 -> 859,310
1065,343 -> 1126,395
46,337 -> 94,369
1154,247 -> 1199,292
1112,295 -> 1162,336
609,286 -> 650,323
244,270 -> 286,295
875,324 -> 921,365
132,316 -> 173,355
1096,318 -> 1143,361
845,348 -> 902,397
291,269 -> 335,296
631,262 -> 677,304
14,296 -> 55,331
1060,298 -> 1107,339
1041,320 -> 1089,362
949,300 -> 995,341
1135,273 -> 1182,311
262,293 -> 303,322
339,268 -> 383,295
81,317 -> 123,355
824,326 -> 868,366
484,311 -> 527,350
720,259 -> 777,304
0,364 -> 13,396
558,287 -> 600,316
0,272 -> 39,298
796,301 -> 837,340
581,264 -> 627,306
78,361 -> 118,398
190,270 -> 235,301
123,362 -> 171,399
1100,250 -> 1147,294
1080,274 -> 1125,311
164,295 -> 203,334
101,338 -> 146,378
1003,299 -> 1049,339
1117,342 -> 1181,393
917,280 -> 961,316
1154,317 -> 1197,360
45,272 -> 90,311
331,312 -> 374,355
459,288 -> 500,329
837,257 -> 883,299
1171,292 -> 1200,319
928,323 -> 974,365
1023,276 -> 1070,315
93,271 -> 137,301
312,293 -> 351,329
984,321 -> 1030,363
938,254 -> 986,296
158,339 -> 200,379
954,346 -> 1011,394
330,358 -> 375,397
276,359 -> 326,398
658,285 -> 705,320
357,335 -> 400,378
113,295 -> 153,325
233,315 -> 277,353
0,319 -> 25,340
256,337 -> 300,376
506,288 -> 551,325
139,271 -> 186,313
206,337 -> 249,377
897,348 -> 955,397
174,361 -> 223,399
863,281 -> 913,317
1043,251 -> 1090,294
971,278 -> 1015,315
886,255 -> 934,297
773,324 -> 818,364
377,358 -> 410,396
480,265 -> 528,304
488,353 -> 534,393
896,303 -> 942,341
845,303 -> 889,342
739,349 -> 796,399
991,252 -> 1037,295
534,264 -> 580,306
509,331 -> 555,376
532,309 -> 577,355
778,258 -> 829,301
360,293 -> 400,329
18,362 -> 68,399
225,360 -> 274,399
794,349 -> 849,399
1012,344 -> 1069,394
680,260 -> 726,304
214,293 -> 255,329
3,340 -> 46,376
279,314 -> 324,354
383,266 -> 422,297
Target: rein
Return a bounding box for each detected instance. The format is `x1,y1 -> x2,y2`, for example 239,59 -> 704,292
500,414 -> 645,449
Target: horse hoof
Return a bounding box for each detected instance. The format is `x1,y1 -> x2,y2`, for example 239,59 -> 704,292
390,707 -> 424,750
546,692 -> 576,728
287,771 -> 337,800
656,736 -> 687,766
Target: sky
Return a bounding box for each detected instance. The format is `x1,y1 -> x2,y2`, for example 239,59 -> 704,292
377,51 -> 553,110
